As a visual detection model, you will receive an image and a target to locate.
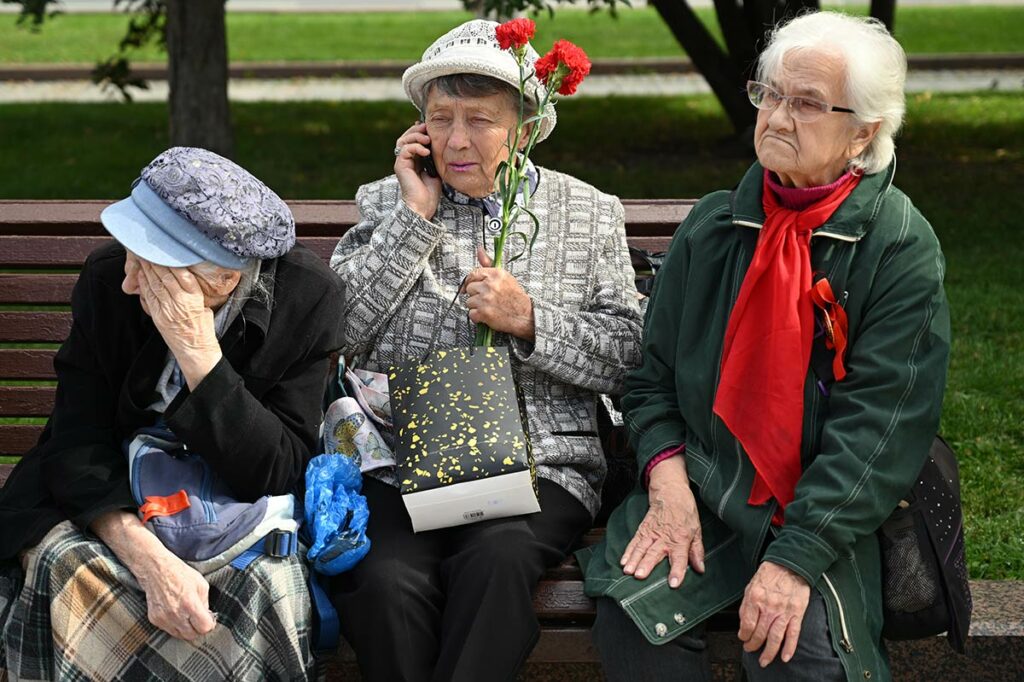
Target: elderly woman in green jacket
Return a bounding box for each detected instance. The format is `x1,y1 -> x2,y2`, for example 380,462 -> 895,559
579,12 -> 950,682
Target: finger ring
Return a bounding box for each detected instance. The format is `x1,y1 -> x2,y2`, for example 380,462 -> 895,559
393,145 -> 402,157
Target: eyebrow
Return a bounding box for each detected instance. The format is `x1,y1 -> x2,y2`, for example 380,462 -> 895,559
768,79 -> 828,100
787,82 -> 828,99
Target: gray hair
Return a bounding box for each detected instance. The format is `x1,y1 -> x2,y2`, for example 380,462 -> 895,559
424,73 -> 521,115
756,11 -> 907,174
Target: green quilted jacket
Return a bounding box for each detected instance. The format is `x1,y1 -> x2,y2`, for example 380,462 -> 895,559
578,159 -> 951,682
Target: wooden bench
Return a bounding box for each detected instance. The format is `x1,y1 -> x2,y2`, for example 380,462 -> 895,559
1,200 -> 1019,681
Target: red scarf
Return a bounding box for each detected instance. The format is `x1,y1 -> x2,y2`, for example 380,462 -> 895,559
713,170 -> 860,524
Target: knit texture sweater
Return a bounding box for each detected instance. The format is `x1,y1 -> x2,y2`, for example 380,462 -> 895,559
331,168 -> 644,516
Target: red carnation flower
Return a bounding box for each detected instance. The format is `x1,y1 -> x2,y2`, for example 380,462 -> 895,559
495,18 -> 536,51
534,39 -> 591,96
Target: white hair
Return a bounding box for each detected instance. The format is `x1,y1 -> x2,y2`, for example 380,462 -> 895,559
756,11 -> 907,174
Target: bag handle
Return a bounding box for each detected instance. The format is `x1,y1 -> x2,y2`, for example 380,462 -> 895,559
420,274 -> 471,364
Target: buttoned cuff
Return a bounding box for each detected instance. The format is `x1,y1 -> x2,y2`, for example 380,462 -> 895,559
761,524 -> 839,587
633,420 -> 686,474
164,356 -> 249,444
394,198 -> 446,241
509,298 -> 560,371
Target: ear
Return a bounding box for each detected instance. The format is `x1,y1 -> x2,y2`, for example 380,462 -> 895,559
517,122 -> 536,152
222,270 -> 243,294
209,269 -> 242,297
846,120 -> 881,161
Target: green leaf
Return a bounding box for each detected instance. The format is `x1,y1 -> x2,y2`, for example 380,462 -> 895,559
521,205 -> 542,254
504,231 -> 531,262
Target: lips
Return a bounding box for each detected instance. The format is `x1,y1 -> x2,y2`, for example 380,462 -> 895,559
447,161 -> 477,172
762,134 -> 796,149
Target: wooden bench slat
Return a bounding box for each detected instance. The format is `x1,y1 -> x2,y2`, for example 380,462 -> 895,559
0,236 -> 109,267
0,425 -> 42,456
0,350 -> 56,380
0,386 -> 55,417
0,235 -> 675,270
534,580 -> 593,620
0,200 -> 692,237
0,274 -> 78,304
0,312 -> 72,343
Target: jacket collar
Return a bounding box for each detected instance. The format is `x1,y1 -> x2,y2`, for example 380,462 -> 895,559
219,256 -> 277,359
730,157 -> 897,242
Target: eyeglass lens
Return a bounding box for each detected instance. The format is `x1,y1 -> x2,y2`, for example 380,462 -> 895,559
747,82 -> 830,121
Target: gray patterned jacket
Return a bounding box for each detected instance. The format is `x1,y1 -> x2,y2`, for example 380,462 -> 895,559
330,168 -> 643,517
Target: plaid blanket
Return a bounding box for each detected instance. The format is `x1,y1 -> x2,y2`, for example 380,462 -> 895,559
0,522 -> 315,681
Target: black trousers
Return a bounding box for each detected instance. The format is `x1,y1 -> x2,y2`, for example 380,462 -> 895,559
330,477 -> 592,682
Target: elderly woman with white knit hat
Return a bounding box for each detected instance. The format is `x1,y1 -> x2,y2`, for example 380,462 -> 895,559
329,19 -> 643,682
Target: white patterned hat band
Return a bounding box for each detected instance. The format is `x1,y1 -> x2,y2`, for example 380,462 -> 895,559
401,19 -> 557,143
100,147 -> 296,269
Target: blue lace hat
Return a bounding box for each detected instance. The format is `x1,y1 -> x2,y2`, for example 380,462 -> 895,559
100,147 -> 296,269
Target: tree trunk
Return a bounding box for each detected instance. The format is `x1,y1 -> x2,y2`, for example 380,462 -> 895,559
165,0 -> 233,157
651,0 -> 755,134
870,0 -> 896,32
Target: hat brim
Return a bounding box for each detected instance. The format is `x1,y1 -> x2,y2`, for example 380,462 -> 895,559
402,57 -> 557,143
101,197 -> 205,268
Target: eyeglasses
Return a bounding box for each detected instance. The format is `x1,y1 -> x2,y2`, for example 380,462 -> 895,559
746,80 -> 856,122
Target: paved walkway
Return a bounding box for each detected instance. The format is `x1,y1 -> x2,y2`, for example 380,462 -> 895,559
4,0 -> 1023,11
1,70 -> 1021,103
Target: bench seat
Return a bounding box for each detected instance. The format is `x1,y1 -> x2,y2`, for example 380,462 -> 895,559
1,200 -> 1020,680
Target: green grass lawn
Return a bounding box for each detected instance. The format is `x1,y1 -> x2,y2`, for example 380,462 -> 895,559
0,92 -> 1021,579
1,5 -> 1023,64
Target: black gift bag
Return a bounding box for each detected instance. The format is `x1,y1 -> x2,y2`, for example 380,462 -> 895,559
389,345 -> 540,532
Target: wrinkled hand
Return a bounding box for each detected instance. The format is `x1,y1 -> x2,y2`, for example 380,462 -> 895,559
738,561 -> 810,667
621,456 -> 705,588
136,551 -> 217,641
136,260 -> 222,389
462,246 -> 536,341
394,121 -> 442,220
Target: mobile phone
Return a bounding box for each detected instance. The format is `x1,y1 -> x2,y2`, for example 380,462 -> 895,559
417,118 -> 439,178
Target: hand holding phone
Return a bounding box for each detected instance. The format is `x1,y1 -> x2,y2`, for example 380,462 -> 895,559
417,118 -> 438,178
395,121 -> 442,220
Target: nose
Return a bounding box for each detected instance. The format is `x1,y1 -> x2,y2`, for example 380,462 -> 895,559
765,98 -> 795,130
122,255 -> 140,295
446,119 -> 471,150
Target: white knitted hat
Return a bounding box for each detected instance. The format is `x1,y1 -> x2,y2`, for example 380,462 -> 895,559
402,19 -> 557,143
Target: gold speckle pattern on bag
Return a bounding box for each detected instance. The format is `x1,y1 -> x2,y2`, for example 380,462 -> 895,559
390,346 -> 533,493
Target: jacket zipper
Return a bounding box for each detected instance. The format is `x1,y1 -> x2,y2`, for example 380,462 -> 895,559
821,572 -> 854,653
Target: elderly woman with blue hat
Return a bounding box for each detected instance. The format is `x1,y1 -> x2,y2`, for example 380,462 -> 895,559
329,19 -> 643,682
0,148 -> 345,679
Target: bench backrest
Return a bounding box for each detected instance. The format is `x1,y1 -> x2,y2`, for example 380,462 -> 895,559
0,199 -> 693,456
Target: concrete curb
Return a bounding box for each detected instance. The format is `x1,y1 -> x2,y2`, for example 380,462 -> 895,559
2,53 -> 1024,82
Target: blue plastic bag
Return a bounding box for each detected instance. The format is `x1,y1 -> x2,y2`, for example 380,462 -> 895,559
304,454 -> 371,575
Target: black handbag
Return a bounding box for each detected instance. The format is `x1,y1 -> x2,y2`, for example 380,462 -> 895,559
878,435 -> 972,652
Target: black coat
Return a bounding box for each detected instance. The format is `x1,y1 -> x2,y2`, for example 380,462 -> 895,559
0,242 -> 346,560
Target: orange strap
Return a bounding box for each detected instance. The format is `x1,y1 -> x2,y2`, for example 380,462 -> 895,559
139,489 -> 191,524
810,278 -> 849,382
